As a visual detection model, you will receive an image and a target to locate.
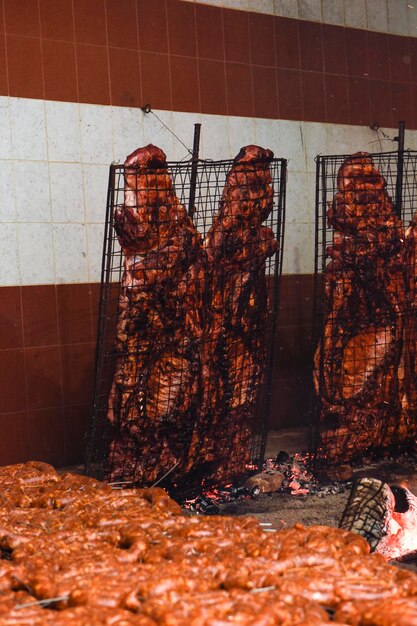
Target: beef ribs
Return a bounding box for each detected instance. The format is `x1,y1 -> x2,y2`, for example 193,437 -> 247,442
314,152 -> 409,463
105,144 -> 278,487
106,144 -> 206,485
185,145 -> 278,482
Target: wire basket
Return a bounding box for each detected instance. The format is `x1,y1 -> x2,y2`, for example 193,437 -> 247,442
85,146 -> 286,488
312,149 -> 417,465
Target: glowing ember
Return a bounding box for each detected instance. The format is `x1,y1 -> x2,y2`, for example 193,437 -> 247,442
375,484 -> 417,560
177,449 -> 353,513
181,483 -> 252,513
340,477 -> 417,561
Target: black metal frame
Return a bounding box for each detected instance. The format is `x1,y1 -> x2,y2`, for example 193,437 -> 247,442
85,155 -> 287,485
311,146 -> 417,464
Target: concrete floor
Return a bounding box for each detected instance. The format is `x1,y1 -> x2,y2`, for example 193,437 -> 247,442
73,428 -> 417,532
220,427 -> 348,528
225,428 -> 417,531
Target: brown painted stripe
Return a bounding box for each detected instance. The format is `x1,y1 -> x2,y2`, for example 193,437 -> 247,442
0,0 -> 416,126
0,282 -> 99,467
0,275 -> 315,465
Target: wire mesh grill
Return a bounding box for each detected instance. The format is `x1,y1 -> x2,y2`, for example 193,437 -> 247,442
312,150 -> 417,465
85,148 -> 286,488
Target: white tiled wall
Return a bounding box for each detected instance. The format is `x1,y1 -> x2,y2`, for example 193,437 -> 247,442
17,223 -> 55,286
49,163 -> 84,223
181,0 -> 417,37
0,224 -> 20,286
0,95 -> 416,285
46,101 -> 82,163
11,99 -> 48,162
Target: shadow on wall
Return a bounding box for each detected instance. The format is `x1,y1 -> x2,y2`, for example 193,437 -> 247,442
268,274 -> 317,430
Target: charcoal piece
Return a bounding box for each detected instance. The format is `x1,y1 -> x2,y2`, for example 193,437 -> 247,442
275,451 -> 290,463
340,477 -> 417,560
185,145 -> 278,483
106,144 -> 206,486
314,152 -> 408,463
339,477 -> 392,550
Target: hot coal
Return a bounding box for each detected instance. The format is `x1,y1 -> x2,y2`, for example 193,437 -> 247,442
178,451 -> 355,514
263,452 -> 353,496
339,476 -> 417,560
176,447 -> 417,517
180,484 -> 253,514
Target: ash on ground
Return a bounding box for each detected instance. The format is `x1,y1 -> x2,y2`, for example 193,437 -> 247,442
178,450 -> 351,522
178,448 -> 417,530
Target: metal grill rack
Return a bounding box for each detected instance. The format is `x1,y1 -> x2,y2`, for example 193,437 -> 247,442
311,147 -> 417,466
85,153 -> 287,488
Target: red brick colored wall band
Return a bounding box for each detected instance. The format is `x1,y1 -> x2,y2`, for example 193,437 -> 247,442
0,277 -> 312,466
0,0 -> 415,129
0,283 -> 99,467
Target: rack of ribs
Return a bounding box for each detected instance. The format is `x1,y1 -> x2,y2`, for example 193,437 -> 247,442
106,145 -> 206,485
314,152 -> 408,464
185,145 -> 278,483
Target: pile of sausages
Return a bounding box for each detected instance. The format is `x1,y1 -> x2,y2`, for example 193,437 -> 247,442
314,152 -> 417,464
107,144 -> 276,486
1,463 -> 417,625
